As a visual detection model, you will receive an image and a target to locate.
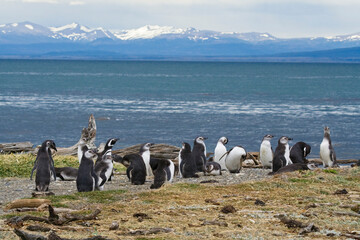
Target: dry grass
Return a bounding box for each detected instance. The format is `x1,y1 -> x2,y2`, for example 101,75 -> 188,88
1,167 -> 359,239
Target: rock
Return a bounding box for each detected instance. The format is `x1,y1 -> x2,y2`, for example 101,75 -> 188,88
221,205 -> 236,214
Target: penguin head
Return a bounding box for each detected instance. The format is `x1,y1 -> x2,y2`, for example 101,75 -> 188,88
43,140 -> 57,152
263,134 -> 274,141
195,136 -> 207,144
84,149 -> 98,160
106,138 -> 118,148
79,137 -> 87,145
306,163 -> 317,170
181,142 -> 192,152
218,137 -> 228,145
205,164 -> 214,173
279,136 -> 292,145
324,126 -> 330,134
140,142 -> 153,152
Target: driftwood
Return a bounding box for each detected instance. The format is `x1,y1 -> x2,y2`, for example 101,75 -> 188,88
113,143 -> 180,167
5,199 -> 51,210
334,211 -> 360,218
14,229 -> 110,240
56,114 -> 97,156
6,205 -> 101,228
0,141 -> 34,153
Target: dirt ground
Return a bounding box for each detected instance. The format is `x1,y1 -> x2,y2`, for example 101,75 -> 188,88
1,167 -> 359,240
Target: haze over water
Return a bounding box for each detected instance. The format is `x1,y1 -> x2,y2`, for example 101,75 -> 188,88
0,60 -> 359,159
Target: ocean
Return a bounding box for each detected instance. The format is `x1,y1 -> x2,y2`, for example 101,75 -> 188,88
0,60 -> 359,159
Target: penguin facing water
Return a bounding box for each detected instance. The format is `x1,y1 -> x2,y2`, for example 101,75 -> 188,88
150,158 -> 175,183
259,134 -> 274,168
76,148 -> 98,192
192,136 -> 207,172
140,143 -> 154,177
290,141 -> 311,164
224,145 -> 247,173
30,140 -> 57,192
125,154 -> 147,185
179,142 -> 199,178
320,126 -> 337,168
214,137 -> 228,171
272,136 -> 293,173
150,159 -> 172,189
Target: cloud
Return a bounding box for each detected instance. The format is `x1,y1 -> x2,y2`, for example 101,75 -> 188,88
22,0 -> 58,3
69,1 -> 84,5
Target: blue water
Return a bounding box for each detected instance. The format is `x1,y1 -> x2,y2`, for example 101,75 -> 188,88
0,60 -> 359,159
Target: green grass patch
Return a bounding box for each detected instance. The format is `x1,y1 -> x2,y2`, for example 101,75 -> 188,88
323,169 -> 338,174
172,183 -> 202,190
0,154 -> 78,178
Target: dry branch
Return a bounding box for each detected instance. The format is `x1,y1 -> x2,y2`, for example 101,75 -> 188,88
5,199 -> 51,210
0,142 -> 34,153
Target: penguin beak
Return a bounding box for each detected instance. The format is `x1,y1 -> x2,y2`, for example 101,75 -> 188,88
51,143 -> 57,152
203,137 -> 208,140
288,137 -> 293,141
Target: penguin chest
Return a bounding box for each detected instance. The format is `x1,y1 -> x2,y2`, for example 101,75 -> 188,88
284,145 -> 292,165
260,143 -> 273,167
320,139 -> 331,166
214,144 -> 227,170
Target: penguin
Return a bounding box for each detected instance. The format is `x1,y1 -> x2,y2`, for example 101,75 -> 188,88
320,126 -> 337,168
94,138 -> 118,189
290,141 -> 311,164
55,167 -> 78,181
150,159 -> 171,189
77,137 -> 88,164
272,136 -> 293,173
204,161 -> 222,176
192,136 -> 207,172
213,137 -> 228,171
150,158 -> 175,183
125,154 -> 146,185
224,145 -> 247,173
259,134 -> 274,168
269,163 -> 317,175
179,142 -> 199,178
76,148 -> 98,192
139,143 -> 154,177
30,140 -> 57,192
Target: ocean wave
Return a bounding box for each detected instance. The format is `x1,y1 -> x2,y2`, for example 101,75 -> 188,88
1,95 -> 360,117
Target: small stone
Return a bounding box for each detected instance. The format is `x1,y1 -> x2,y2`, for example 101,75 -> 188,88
254,199 -> 266,206
334,189 -> 348,195
109,221 -> 119,230
221,205 -> 236,214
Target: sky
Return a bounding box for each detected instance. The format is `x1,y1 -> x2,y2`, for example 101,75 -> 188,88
0,0 -> 359,38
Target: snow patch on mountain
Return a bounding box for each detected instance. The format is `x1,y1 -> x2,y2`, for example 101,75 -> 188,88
114,25 -> 185,40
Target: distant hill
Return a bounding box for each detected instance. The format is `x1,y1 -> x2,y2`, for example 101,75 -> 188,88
1,21 -> 360,61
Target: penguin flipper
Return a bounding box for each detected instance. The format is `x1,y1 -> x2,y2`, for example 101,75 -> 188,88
91,170 -> 99,189
30,159 -> 38,180
99,169 -> 107,187
330,148 -> 337,165
126,166 -> 133,180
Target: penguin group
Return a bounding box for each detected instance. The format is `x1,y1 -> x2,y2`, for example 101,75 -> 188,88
29,126 -> 338,192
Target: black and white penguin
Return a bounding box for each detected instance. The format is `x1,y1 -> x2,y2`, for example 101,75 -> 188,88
150,158 -> 175,183
204,161 -> 222,176
192,136 -> 207,172
30,140 -> 57,192
55,167 -> 78,181
150,159 -> 172,189
320,126 -> 337,168
214,137 -> 228,171
224,145 -> 247,173
139,143 -> 153,177
125,154 -> 147,185
77,137 -> 88,164
269,163 -> 317,175
290,141 -> 311,164
259,134 -> 274,168
272,136 -> 293,173
179,142 -> 199,178
76,148 -> 98,192
94,138 -> 118,189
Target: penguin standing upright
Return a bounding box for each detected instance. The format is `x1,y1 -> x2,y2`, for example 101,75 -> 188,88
192,136 -> 207,172
179,142 -> 198,178
94,138 -> 118,189
139,143 -> 153,177
272,136 -> 293,173
320,126 -> 337,168
30,140 -> 57,192
125,154 -> 147,185
290,141 -> 311,164
259,134 -> 274,168
76,148 -> 98,192
224,145 -> 247,173
150,158 -> 175,183
77,137 -> 88,164
214,137 -> 228,171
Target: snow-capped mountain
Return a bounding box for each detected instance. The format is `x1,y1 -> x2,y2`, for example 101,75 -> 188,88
0,21 -> 360,61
